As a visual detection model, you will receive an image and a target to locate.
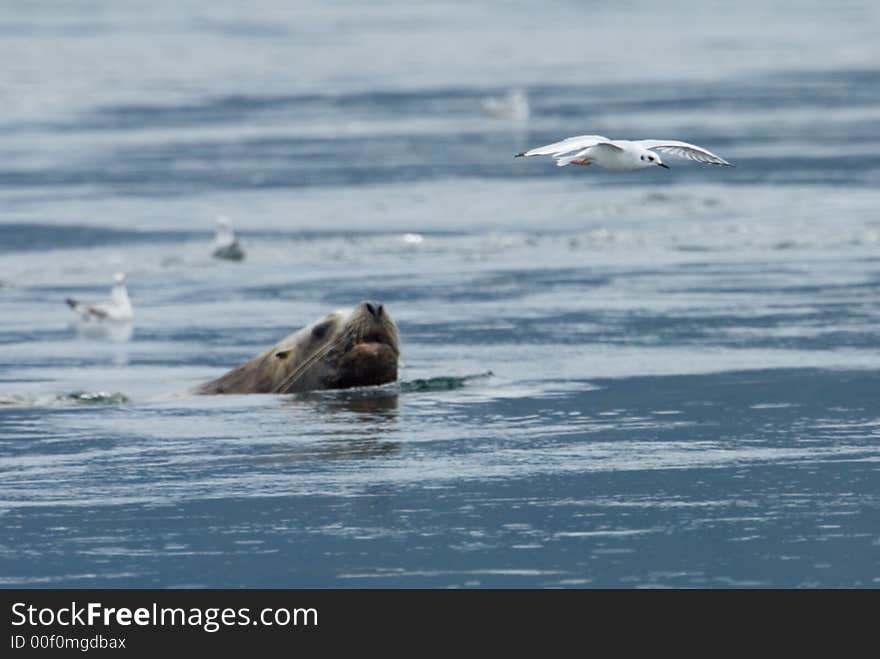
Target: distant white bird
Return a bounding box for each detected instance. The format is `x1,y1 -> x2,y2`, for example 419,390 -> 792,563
515,135 -> 731,171
66,272 -> 134,323
212,216 -> 245,261
481,88 -> 530,122
401,233 -> 424,244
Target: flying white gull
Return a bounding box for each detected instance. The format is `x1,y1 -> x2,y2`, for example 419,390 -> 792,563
212,216 -> 245,261
66,272 -> 134,323
515,135 -> 731,171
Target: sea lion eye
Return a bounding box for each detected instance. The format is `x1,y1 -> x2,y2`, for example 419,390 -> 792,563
640,155 -> 645,161
311,321 -> 330,341
649,156 -> 654,161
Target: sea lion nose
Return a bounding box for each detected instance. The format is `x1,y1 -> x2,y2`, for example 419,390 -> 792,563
365,302 -> 383,319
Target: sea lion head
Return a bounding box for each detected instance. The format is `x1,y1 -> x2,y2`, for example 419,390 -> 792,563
272,301 -> 399,393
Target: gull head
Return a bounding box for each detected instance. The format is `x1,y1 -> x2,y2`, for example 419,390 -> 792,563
113,272 -> 127,285
636,149 -> 669,170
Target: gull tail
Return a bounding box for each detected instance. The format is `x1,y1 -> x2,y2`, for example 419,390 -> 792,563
66,298 -> 100,319
515,151 -> 579,166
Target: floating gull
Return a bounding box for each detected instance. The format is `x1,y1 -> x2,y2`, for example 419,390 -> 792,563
66,272 -> 134,323
481,88 -> 530,122
401,233 -> 424,244
212,216 -> 245,261
515,135 -> 731,171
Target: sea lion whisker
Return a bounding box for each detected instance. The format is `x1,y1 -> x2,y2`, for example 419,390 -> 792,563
272,330 -> 349,394
272,321 -> 379,393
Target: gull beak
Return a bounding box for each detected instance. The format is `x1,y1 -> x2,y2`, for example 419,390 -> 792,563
658,163 -> 670,169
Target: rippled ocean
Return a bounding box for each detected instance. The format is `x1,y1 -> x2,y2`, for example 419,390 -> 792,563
1,1 -> 879,588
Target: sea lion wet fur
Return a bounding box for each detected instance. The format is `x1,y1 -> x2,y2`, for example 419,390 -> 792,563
192,301 -> 399,395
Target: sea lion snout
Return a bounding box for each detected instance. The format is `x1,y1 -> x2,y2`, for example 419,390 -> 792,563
351,300 -> 399,358
331,341 -> 398,389
363,301 -> 384,319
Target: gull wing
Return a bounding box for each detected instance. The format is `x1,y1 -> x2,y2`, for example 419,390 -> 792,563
66,298 -> 109,320
555,143 -> 626,167
634,140 -> 731,166
516,135 -> 619,158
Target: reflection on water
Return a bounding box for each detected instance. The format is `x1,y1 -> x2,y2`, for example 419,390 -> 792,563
253,433 -> 401,465
291,388 -> 400,418
71,320 -> 134,344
